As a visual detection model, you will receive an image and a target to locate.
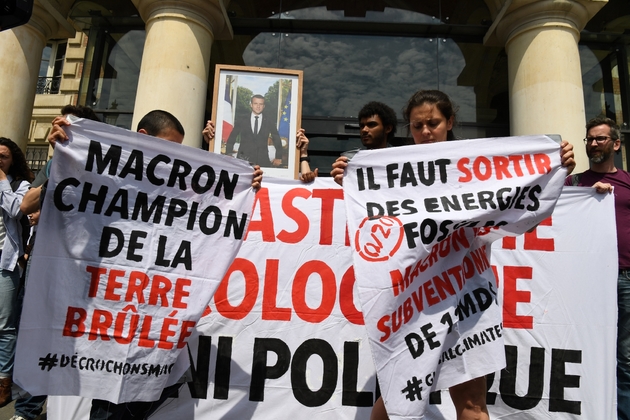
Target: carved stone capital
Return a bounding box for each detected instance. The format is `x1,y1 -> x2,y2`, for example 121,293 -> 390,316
484,0 -> 607,46
132,0 -> 232,40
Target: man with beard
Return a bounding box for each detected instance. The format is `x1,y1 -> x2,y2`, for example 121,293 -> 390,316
331,101 -> 397,184
566,116 -> 630,420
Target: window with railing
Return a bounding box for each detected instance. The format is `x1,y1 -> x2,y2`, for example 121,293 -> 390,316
36,76 -> 62,94
25,146 -> 49,173
38,40 -> 67,95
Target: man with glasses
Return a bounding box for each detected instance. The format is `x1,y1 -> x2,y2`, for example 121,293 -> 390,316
565,116 -> 630,420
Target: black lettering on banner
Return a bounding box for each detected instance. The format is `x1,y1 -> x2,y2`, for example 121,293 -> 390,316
132,193 -> 166,223
291,339 -> 337,407
54,177 -> 80,211
214,336 -> 233,400
191,165 -> 216,194
99,227 -> 147,261
84,140 -> 242,200
86,140 -> 121,175
168,159 -> 192,190
216,170 -> 238,200
146,154 -> 170,186
99,226 -> 124,258
385,159 -> 451,188
78,182 -> 108,213
165,198 -> 188,226
187,336 -> 212,399
405,323 -> 441,359
356,167 -> 381,191
199,206 -> 222,235
429,391 -> 442,405
186,336 -> 233,400
119,149 -> 144,180
186,337 -> 375,406
225,210 -> 249,239
342,342 -> 373,407
367,203 -> 384,217
250,338 -> 291,401
154,236 -> 192,270
104,188 -> 129,218
549,348 -> 581,414
527,184 -> 542,211
485,346 -> 582,414
497,345 -> 545,410
37,351 -> 173,377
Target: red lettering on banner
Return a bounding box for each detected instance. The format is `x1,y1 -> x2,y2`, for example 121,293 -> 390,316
345,224 -> 351,247
86,265 -> 192,309
278,188 -> 310,243
312,188 -> 344,245
138,315 -> 155,347
379,250 -> 491,342
172,278 -> 191,309
377,315 -> 392,342
247,187 -> 346,245
339,266 -> 364,325
215,258 -> 363,324
263,259 -> 291,321
389,229 -> 470,296
148,275 -> 171,306
215,258 -> 259,320
113,310 -> 139,344
423,280 -> 440,306
524,217 -> 554,251
293,260 -> 336,323
457,153 -> 552,183
247,188 -> 276,242
177,320 -> 195,348
88,309 -> 113,341
500,216 -> 554,251
158,317 -> 178,349
87,266 -> 107,298
125,271 -> 150,303
61,305 -> 197,348
63,306 -> 87,337
493,265 -> 533,329
104,269 -> 125,301
502,236 -> 516,250
432,271 -> 457,300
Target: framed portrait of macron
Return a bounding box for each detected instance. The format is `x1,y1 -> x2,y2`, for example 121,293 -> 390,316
210,65 -> 304,180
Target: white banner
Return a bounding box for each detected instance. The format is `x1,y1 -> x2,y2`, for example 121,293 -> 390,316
342,136 -> 566,418
427,186 -> 617,419
15,119 -> 257,403
47,181 -> 617,419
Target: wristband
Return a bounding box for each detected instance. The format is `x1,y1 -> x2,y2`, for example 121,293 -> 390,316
300,156 -> 310,162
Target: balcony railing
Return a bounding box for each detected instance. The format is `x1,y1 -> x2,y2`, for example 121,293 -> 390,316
26,146 -> 49,172
36,76 -> 61,94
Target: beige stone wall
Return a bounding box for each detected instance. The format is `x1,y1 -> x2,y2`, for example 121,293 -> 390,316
27,31 -> 87,159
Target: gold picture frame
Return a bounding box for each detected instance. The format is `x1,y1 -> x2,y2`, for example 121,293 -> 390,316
210,65 -> 304,180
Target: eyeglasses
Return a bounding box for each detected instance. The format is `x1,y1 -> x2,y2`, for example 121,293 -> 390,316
583,136 -> 612,144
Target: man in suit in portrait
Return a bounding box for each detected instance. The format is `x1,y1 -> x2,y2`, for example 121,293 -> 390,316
225,94 -> 284,167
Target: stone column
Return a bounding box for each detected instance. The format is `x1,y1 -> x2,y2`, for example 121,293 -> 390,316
131,0 -> 232,148
487,0 -> 607,172
0,2 -> 66,150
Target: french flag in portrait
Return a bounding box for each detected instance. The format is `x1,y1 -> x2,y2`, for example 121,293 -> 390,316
222,75 -> 235,142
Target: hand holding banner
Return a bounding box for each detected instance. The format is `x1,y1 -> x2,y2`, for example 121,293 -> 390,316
15,119 -> 257,403
342,135 -> 566,418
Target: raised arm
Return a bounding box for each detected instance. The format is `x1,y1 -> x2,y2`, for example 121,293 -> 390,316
296,128 -> 318,183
